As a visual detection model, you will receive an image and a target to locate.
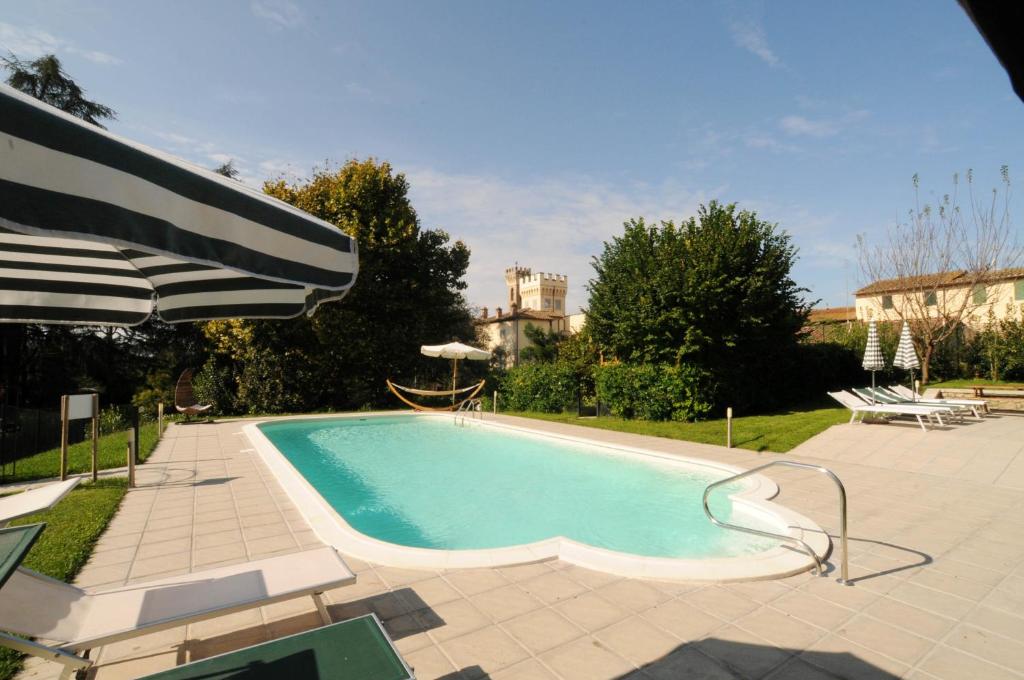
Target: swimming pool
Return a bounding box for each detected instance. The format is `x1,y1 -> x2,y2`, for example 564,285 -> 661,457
246,414 -> 829,581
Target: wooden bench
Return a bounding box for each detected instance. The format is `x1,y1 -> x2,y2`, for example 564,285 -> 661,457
968,384 -> 1024,398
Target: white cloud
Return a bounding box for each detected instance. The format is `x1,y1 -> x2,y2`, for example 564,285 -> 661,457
405,168 -> 724,312
727,17 -> 780,67
779,110 -> 869,138
779,115 -> 838,138
0,22 -> 120,64
250,0 -> 304,29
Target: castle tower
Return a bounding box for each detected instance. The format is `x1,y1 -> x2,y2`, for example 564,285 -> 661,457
504,266 -> 568,315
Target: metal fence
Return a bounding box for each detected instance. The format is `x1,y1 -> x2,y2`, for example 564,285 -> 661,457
0,405 -> 93,466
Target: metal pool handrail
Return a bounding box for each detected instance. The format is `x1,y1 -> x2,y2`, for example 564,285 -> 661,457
454,398 -> 483,426
702,460 -> 849,585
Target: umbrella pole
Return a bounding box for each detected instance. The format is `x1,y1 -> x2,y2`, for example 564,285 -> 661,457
910,369 -> 916,401
871,371 -> 876,404
452,358 -> 458,407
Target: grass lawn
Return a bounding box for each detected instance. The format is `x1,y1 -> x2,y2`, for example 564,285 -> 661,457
927,378 -> 1024,389
504,404 -> 849,453
0,478 -> 128,679
4,423 -> 160,484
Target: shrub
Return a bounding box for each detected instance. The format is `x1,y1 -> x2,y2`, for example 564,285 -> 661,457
499,362 -> 578,413
98,406 -> 128,435
192,359 -> 240,415
594,363 -> 714,421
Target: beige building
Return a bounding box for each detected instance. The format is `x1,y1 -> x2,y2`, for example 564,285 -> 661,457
477,266 -> 586,366
854,268 -> 1024,328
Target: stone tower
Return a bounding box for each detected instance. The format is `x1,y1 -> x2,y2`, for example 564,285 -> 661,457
504,266 -> 568,314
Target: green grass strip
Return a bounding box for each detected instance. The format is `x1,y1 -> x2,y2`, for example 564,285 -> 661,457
505,405 -> 848,453
4,423 -> 159,484
0,479 -> 128,679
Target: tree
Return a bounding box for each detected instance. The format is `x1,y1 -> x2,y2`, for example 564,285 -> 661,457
519,324 -> 562,363
203,159 -> 476,412
2,53 -> 116,127
587,202 -> 809,412
857,167 -> 1019,383
213,159 -> 240,179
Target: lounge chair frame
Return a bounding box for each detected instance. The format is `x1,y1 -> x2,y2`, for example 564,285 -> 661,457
827,390 -> 954,432
0,547 -> 353,679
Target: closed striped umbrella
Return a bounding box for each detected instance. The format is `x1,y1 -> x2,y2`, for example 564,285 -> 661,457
893,321 -> 920,400
0,83 -> 357,325
862,320 -> 885,403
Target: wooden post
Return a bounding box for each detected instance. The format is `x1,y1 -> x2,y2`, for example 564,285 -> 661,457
157,402 -> 164,437
726,407 -> 733,449
59,395 -> 70,481
126,443 -> 135,488
131,408 -> 140,464
90,394 -> 99,482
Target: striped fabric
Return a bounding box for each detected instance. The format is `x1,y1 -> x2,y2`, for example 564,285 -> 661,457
862,320 -> 885,370
0,83 -> 357,325
893,321 -> 920,370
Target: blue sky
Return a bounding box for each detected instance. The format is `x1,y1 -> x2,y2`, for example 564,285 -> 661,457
2,0 -> 1021,312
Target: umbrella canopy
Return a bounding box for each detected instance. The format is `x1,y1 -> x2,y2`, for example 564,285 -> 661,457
420,342 -> 491,361
862,320 -> 885,403
0,83 -> 358,325
862,321 -> 885,371
893,321 -> 921,401
893,322 -> 920,371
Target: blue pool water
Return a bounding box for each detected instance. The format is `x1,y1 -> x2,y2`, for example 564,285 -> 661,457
259,416 -> 780,559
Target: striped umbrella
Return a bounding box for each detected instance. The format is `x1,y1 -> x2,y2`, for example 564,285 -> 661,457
862,320 -> 885,404
893,321 -> 920,400
0,83 -> 357,325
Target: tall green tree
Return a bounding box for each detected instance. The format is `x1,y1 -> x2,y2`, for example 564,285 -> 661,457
2,53 -> 116,127
587,202 -> 809,412
203,159 -> 476,412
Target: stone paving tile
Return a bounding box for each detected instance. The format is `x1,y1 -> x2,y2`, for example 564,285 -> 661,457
16,413 -> 1024,680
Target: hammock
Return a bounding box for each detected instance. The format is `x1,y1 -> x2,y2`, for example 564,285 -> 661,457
386,379 -> 486,411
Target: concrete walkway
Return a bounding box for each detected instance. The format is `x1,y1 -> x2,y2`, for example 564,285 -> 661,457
16,412 -> 1024,680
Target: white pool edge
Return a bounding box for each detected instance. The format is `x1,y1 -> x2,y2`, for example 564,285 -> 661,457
243,412 -> 832,582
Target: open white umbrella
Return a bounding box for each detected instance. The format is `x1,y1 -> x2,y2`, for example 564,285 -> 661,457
862,320 -> 885,404
893,321 -> 921,400
420,342 -> 490,405
0,83 -> 357,325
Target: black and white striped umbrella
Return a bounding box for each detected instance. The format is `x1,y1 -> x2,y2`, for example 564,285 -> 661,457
862,320 -> 885,403
893,321 -> 920,400
893,321 -> 920,371
0,83 -> 358,325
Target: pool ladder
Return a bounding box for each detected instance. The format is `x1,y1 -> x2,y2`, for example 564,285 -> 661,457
703,460 -> 849,585
454,398 -> 483,426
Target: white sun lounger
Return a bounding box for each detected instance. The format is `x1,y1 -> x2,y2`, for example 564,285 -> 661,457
827,390 -> 954,432
852,387 -> 966,424
0,546 -> 354,679
887,384 -> 989,417
0,478 -> 80,526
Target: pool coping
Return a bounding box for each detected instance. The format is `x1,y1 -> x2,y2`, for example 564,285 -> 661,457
242,412 -> 832,582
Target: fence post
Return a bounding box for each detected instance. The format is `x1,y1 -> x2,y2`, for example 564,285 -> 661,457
126,442 -> 135,488
726,407 -> 733,449
493,391 -> 498,415
132,408 -> 140,464
157,402 -> 164,437
59,395 -> 70,481
91,394 -> 99,482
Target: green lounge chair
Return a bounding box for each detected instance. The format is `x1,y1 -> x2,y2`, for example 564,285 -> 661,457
138,613 -> 414,680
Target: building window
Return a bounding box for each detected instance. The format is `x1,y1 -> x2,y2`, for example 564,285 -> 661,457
1016,280 -> 1024,301
924,291 -> 937,307
972,284 -> 987,305
554,299 -> 562,311
882,295 -> 893,310
543,298 -> 551,309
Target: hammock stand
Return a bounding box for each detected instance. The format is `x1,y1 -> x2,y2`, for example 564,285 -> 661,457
386,379 -> 486,412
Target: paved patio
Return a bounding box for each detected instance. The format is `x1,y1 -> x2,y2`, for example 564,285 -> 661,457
17,411 -> 1024,680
